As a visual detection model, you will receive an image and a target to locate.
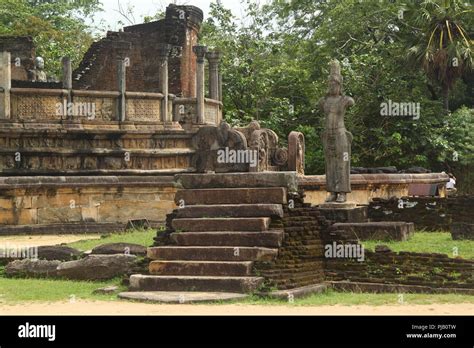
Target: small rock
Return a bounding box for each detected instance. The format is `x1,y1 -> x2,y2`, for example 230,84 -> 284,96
375,245 -> 392,253
37,245 -> 82,261
57,254 -> 138,280
5,259 -> 61,278
90,243 -> 146,256
93,286 -> 119,294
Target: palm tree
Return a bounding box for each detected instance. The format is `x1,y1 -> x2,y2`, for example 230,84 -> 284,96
406,0 -> 472,112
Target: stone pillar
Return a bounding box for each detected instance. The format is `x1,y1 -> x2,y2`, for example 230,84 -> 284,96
62,57 -> 72,106
205,50 -> 221,101
157,44 -> 172,123
117,59 -> 126,122
62,57 -> 72,90
218,71 -> 223,102
193,45 -> 207,124
0,52 -> 11,119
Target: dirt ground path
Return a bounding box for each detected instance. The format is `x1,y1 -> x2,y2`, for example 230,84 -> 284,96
1,300 -> 473,315
0,235 -> 100,248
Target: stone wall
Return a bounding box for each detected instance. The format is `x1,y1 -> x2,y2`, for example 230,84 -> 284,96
0,176 -> 176,230
325,248 -> 473,290
368,195 -> 474,231
73,5 -> 203,96
254,196 -> 326,290
300,173 -> 449,205
0,36 -> 35,81
0,126 -> 194,174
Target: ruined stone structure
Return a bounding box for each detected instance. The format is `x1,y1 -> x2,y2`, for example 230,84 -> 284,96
0,36 -> 35,81
1,4 -> 466,302
73,5 -> 203,97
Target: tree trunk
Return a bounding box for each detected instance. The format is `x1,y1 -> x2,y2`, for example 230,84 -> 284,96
443,85 -> 450,112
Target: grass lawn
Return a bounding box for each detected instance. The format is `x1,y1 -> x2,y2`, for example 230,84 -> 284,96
0,230 -> 472,306
67,228 -> 157,252
0,267 -> 124,303
362,232 -> 474,259
0,268 -> 473,305
238,290 -> 474,306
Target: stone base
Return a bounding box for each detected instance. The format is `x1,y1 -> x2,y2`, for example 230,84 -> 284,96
319,202 -> 357,209
258,283 -> 328,300
318,206 -> 368,223
118,291 -> 248,303
329,222 -> 415,241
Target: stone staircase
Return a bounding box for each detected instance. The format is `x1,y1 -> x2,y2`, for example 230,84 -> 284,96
119,173 -> 296,303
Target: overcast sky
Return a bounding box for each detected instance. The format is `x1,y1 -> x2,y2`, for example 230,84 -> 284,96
91,0 -> 248,32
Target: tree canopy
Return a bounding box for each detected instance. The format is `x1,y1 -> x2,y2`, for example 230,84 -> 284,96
200,0 -> 473,179
0,0 -> 102,77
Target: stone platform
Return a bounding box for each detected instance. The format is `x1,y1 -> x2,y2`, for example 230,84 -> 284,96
0,176 -> 176,229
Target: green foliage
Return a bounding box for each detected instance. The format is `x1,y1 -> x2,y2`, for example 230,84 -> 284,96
201,0 -> 472,176
0,0 -> 102,78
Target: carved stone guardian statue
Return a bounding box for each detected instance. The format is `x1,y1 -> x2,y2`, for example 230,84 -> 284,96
319,59 -> 354,203
28,57 -> 47,82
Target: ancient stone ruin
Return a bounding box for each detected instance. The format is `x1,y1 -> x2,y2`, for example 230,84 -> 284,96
0,4 -> 471,302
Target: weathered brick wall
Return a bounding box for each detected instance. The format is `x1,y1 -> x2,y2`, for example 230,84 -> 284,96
325,249 -> 473,289
254,196 -> 327,290
368,195 -> 474,231
73,5 -> 202,96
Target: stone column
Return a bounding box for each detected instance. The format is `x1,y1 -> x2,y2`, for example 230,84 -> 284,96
157,44 -> 172,123
62,57 -> 72,106
62,57 -> 72,90
117,59 -> 126,122
218,71 -> 223,102
205,50 -> 221,101
193,45 -> 207,124
0,52 -> 11,119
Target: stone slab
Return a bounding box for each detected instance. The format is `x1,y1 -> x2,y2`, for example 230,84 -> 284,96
171,231 -> 284,247
330,222 -> 415,241
258,283 -> 328,300
147,246 -> 278,261
175,187 -> 287,205
175,172 -> 298,192
175,204 -> 284,219
128,274 -> 264,293
319,202 -> 357,209
118,291 -> 249,303
149,260 -> 253,276
172,217 -> 270,232
318,206 -> 368,223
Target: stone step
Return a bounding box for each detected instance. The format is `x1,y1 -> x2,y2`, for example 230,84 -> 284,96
147,246 -> 278,261
330,222 -> 415,241
172,217 -> 271,232
118,291 -> 249,303
175,187 -> 287,205
129,275 -> 263,293
175,172 -> 298,191
149,260 -> 253,276
171,231 -> 284,247
175,204 -> 284,219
